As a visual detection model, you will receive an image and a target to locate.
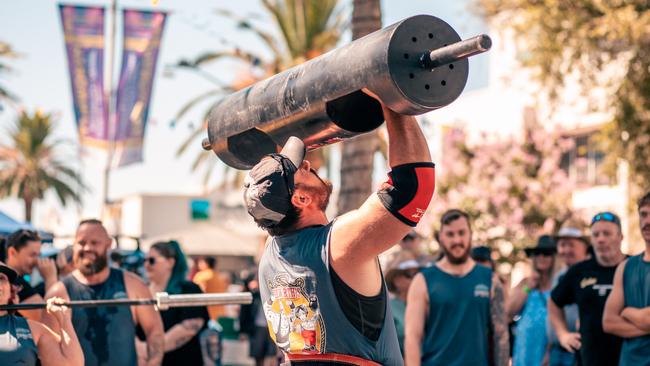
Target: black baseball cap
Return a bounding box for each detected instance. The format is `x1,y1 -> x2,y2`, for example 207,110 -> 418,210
0,262 -> 18,284
243,137 -> 306,227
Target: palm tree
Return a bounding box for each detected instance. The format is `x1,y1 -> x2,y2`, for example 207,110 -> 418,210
171,0 -> 347,186
0,110 -> 85,222
337,0 -> 382,214
0,41 -> 19,110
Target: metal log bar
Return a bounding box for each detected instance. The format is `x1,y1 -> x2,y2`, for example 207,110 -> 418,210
0,292 -> 253,311
421,34 -> 492,69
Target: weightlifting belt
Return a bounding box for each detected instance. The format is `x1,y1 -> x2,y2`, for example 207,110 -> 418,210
284,353 -> 382,365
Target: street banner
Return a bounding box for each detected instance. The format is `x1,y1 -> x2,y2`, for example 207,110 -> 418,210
112,9 -> 167,167
59,5 -> 109,145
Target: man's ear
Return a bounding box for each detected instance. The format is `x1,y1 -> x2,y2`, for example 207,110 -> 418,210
291,191 -> 312,208
7,246 -> 17,259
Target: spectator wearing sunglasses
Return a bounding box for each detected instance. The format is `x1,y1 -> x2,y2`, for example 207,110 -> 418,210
550,212 -> 627,366
141,240 -> 209,366
385,252 -> 420,355
3,229 -> 56,322
508,235 -> 557,366
603,192 -> 650,365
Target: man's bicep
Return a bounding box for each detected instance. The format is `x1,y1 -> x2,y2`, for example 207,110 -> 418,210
405,274 -> 428,335
331,194 -> 412,262
604,263 -> 626,316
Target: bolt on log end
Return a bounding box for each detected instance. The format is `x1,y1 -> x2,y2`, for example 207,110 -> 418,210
202,138 -> 212,151
421,34 -> 492,70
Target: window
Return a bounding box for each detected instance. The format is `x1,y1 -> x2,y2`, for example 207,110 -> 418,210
560,131 -> 613,187
190,199 -> 210,220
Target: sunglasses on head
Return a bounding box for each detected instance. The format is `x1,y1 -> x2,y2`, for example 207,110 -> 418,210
591,212 -> 620,227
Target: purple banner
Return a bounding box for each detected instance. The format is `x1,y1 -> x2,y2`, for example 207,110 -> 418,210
113,9 -> 167,167
59,5 -> 109,145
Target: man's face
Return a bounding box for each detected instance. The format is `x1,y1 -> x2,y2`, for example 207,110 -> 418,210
9,240 -> 41,275
639,205 -> 650,245
439,217 -> 472,265
557,238 -> 589,266
591,221 -> 623,261
74,223 -> 111,276
293,161 -> 333,211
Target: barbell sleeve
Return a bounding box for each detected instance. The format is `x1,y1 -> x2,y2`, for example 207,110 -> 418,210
0,292 -> 253,311
421,34 -> 492,69
156,292 -> 253,310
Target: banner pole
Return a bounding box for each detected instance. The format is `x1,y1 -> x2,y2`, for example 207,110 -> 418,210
102,0 -> 117,219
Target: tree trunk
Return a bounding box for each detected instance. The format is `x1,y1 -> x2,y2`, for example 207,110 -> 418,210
24,196 -> 33,223
337,0 -> 382,215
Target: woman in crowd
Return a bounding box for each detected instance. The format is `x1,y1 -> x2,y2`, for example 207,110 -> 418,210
0,262 -> 83,366
507,235 -> 557,366
137,241 -> 210,366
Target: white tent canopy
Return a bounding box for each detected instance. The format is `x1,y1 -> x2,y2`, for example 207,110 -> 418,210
142,223 -> 265,257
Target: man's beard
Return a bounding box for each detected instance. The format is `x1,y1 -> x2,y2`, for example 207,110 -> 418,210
75,251 -> 109,276
441,243 -> 471,265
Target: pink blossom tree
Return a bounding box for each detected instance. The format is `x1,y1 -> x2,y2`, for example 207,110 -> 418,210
430,109 -> 576,264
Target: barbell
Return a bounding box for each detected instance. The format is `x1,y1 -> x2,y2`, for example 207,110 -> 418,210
202,14 -> 492,169
0,292 -> 253,311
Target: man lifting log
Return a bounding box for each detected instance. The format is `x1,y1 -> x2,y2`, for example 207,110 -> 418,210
243,93 -> 434,365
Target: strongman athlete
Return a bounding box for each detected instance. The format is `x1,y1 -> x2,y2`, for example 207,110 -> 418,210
243,95 -> 435,365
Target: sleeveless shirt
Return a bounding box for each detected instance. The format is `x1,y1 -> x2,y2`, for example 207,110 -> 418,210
62,268 -> 137,366
258,224 -> 403,365
620,254 -> 650,366
0,313 -> 38,365
421,264 -> 493,366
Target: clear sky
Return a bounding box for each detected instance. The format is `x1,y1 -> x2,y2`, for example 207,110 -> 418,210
0,0 -> 488,234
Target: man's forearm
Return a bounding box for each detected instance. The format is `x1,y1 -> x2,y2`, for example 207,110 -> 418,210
58,317 -> 84,365
548,300 -> 569,337
490,281 -> 509,366
621,307 -> 650,333
603,314 -> 647,338
146,331 -> 165,366
384,107 -> 431,166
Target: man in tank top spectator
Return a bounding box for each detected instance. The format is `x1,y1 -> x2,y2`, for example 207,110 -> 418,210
603,192 -> 650,365
43,219 -> 164,366
404,209 -> 509,366
243,92 -> 434,365
549,212 -> 627,366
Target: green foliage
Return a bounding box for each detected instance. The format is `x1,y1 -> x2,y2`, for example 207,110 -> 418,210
0,110 -> 86,221
475,0 -> 650,190
0,41 -> 19,109
172,0 -> 347,186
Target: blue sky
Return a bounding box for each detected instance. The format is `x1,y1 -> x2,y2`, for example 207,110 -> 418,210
0,0 -> 488,233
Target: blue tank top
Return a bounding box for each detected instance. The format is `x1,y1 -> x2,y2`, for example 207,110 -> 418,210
513,289 -> 550,366
62,268 -> 137,366
621,254 -> 650,366
421,264 -> 492,366
0,314 -> 38,365
258,224 -> 403,365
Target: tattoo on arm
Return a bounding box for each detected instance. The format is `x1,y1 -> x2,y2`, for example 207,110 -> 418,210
171,319 -> 204,350
490,278 -> 509,366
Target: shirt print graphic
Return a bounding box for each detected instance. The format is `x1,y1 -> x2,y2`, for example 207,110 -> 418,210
263,273 -> 325,354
